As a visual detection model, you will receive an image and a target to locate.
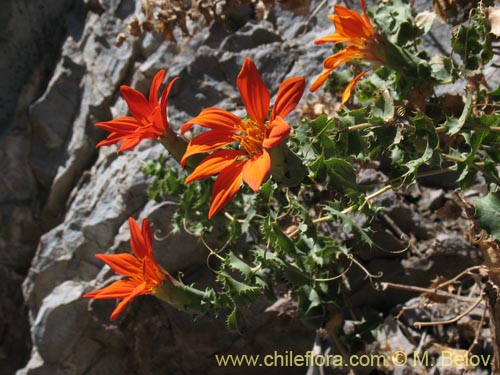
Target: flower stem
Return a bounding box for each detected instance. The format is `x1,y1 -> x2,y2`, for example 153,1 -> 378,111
348,122 -> 372,131
159,129 -> 204,170
154,279 -> 207,314
159,128 -> 188,165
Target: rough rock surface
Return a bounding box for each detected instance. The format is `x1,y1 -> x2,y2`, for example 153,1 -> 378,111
0,0 -> 492,374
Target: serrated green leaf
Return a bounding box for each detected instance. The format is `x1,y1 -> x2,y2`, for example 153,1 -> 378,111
323,206 -> 375,248
226,308 -> 239,331
253,249 -> 310,286
220,272 -> 259,295
325,158 -> 358,190
474,192 -> 500,240
444,92 -> 472,135
309,114 -> 333,134
262,217 -> 297,255
227,253 -> 253,278
452,25 -> 483,70
310,157 -> 360,195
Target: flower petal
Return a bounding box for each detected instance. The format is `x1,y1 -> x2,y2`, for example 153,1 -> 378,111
110,282 -> 147,320
323,47 -> 360,69
96,135 -> 121,148
310,69 -> 333,92
94,253 -> 142,277
151,106 -> 166,135
159,77 -> 179,131
120,85 -> 152,122
143,257 -> 167,284
140,218 -> 153,258
271,77 -> 306,121
314,31 -> 353,45
185,150 -> 244,184
318,3 -> 373,45
242,150 -> 271,192
181,130 -> 235,167
262,116 -> 291,148
149,70 -> 166,104
237,57 -> 270,124
84,280 -> 138,299
181,108 -> 240,133
95,117 -> 141,132
341,70 -> 367,105
117,137 -> 141,152
360,0 -> 372,28
128,217 -> 149,259
208,162 -> 245,219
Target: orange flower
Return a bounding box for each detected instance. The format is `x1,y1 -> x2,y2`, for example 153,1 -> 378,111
96,71 -> 178,152
84,217 -> 175,320
181,57 -> 305,219
311,0 -> 383,104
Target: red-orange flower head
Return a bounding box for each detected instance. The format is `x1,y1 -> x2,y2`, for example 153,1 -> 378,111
96,71 -> 178,152
84,217 -> 175,320
311,0 -> 383,104
180,57 -> 306,219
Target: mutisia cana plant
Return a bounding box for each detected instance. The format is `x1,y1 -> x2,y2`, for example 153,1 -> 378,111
87,0 -> 500,369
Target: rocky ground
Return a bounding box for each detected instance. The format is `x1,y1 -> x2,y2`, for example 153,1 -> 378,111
1,0 -> 497,374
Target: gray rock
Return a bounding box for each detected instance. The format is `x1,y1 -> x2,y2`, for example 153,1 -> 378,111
32,281 -> 89,363
29,38 -> 86,189
42,11 -> 138,227
418,188 -> 445,212
1,1 -> 87,373
24,143 -> 163,314
0,0 -> 75,129
0,265 -> 31,374
219,20 -> 281,51
376,319 -> 417,355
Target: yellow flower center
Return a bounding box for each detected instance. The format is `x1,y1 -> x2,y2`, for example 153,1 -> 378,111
233,119 -> 268,157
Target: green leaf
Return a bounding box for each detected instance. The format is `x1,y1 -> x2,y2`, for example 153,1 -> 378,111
490,84 -> 500,99
262,217 -> 297,256
310,157 -> 361,195
371,90 -> 395,121
478,114 -> 499,128
227,253 -> 253,278
374,0 -> 413,44
323,206 -> 375,248
444,93 -> 472,136
253,249 -> 311,286
226,308 -> 239,332
415,10 -> 436,34
474,192 -> 500,240
396,21 -> 420,46
430,56 -> 454,83
326,157 -> 358,190
452,25 -> 483,71
306,288 -> 322,313
218,271 -> 262,300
